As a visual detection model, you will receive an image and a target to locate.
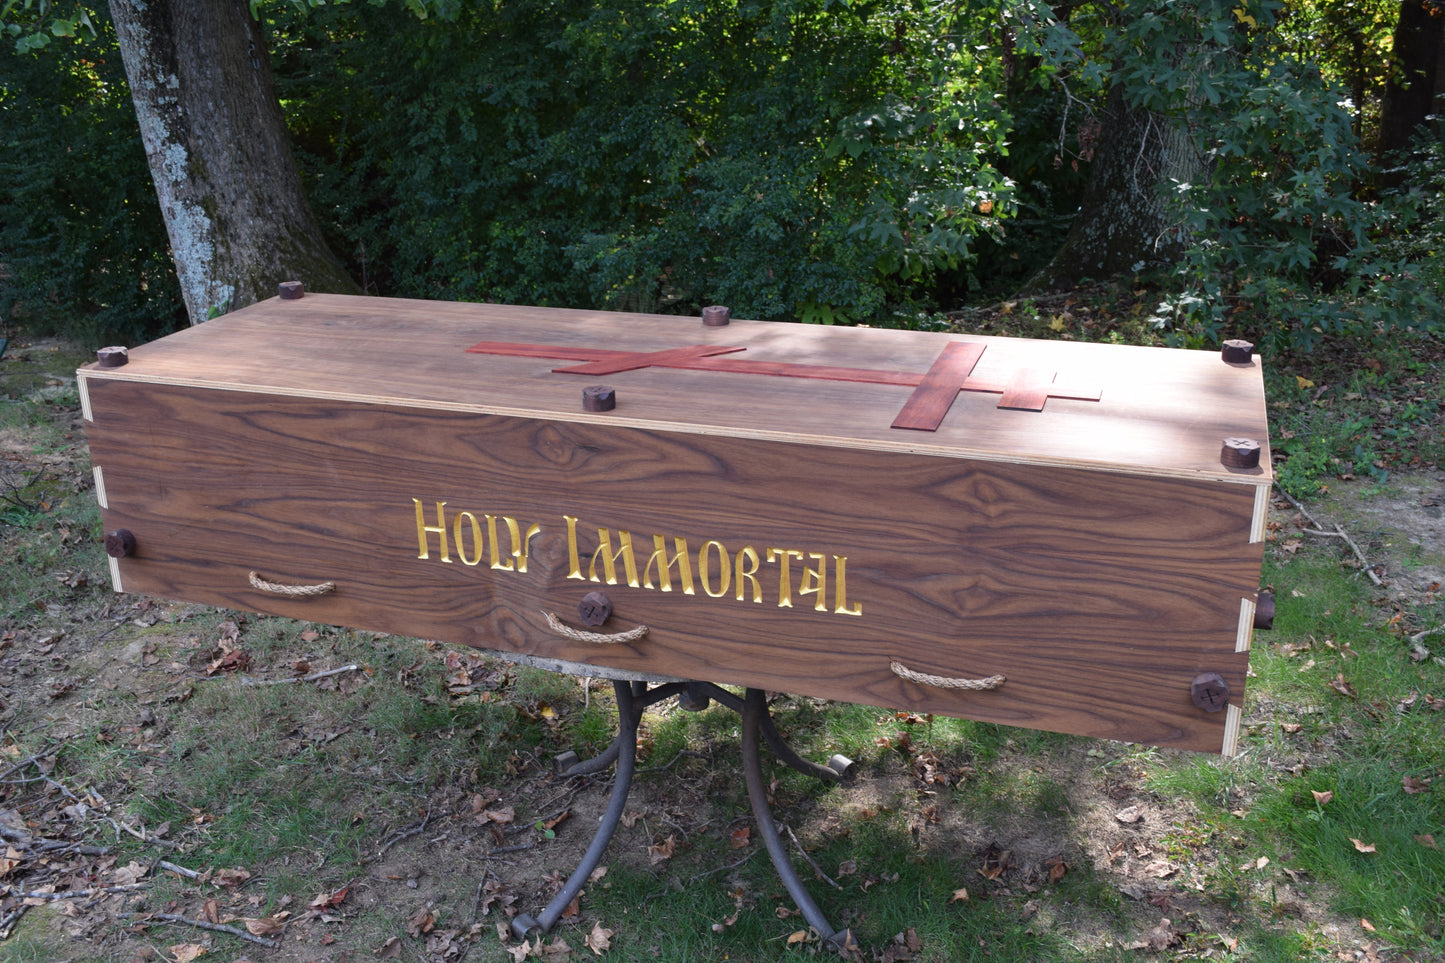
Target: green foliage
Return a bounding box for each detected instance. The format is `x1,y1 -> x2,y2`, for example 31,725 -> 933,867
272,0 -> 1011,324
1011,0 -> 1444,354
0,8 -> 184,345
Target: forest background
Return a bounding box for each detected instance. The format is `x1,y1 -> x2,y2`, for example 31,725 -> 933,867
2,0 -> 1444,362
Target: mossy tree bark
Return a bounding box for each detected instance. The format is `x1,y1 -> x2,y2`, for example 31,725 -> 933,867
108,0 -> 359,325
1021,80 -> 1201,294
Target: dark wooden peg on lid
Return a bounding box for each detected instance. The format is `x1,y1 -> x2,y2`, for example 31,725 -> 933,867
1220,437 -> 1261,470
1221,339 -> 1254,364
104,528 -> 137,558
701,305 -> 731,327
582,385 -> 616,412
578,591 -> 613,627
96,346 -> 129,368
278,281 -> 305,300
1190,672 -> 1230,712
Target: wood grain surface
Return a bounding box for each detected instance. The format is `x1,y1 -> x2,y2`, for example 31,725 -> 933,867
79,293 -> 1272,483
84,368 -> 1265,753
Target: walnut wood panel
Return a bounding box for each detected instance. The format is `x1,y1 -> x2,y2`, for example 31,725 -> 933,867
83,294 -> 1271,483
85,378 -> 1262,752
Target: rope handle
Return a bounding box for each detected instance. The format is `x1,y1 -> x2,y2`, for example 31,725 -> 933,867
542,610 -> 648,644
890,659 -> 1004,692
249,571 -> 336,599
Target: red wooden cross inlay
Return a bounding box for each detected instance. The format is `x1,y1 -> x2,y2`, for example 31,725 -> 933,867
466,339 -> 1101,431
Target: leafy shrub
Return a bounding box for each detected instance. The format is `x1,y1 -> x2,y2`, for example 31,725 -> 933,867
274,0 -> 1013,325
0,10 -> 183,346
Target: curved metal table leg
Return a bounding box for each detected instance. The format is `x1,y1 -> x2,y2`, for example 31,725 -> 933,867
510,679 -> 639,940
554,682 -> 688,778
741,687 -> 855,953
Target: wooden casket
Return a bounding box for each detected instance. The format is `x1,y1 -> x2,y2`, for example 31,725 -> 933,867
79,293 -> 1270,755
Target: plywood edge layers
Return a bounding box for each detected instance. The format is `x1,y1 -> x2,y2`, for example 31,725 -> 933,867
108,555 -> 123,594
1251,484 -> 1270,543
78,369 -> 1273,486
77,372 -> 94,422
92,466 -> 108,510
1221,703 -> 1243,757
1236,597 -> 1255,653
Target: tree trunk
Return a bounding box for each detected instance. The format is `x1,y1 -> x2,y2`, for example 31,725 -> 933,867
1021,81 -> 1201,293
1378,0 -> 1444,158
108,0 -> 358,325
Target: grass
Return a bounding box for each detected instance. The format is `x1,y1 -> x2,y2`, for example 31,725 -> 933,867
3,327 -> 1445,961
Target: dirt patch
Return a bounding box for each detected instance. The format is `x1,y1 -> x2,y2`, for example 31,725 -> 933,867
1295,472 -> 1445,604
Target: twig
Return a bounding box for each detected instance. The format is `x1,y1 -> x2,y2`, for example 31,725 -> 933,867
1273,483 -> 1328,530
241,663 -> 363,687
363,808 -> 434,862
471,868 -> 505,921
643,851 -> 756,903
783,825 -> 841,890
122,912 -> 279,948
7,882 -> 149,900
156,860 -> 202,880
1275,483 -> 1383,586
0,751 -> 52,783
106,817 -> 180,850
0,905 -> 29,939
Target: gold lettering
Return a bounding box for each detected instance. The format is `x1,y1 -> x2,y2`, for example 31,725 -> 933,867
453,511 -> 486,566
486,515 -> 513,572
644,535 -> 695,594
503,516 -> 543,574
413,499 -> 452,563
767,548 -> 804,608
833,555 -> 862,616
799,552 -> 828,612
564,515 -> 586,580
698,540 -> 731,599
590,529 -> 641,587
735,546 -> 762,603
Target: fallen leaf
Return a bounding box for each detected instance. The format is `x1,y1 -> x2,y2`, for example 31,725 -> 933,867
837,858 -> 857,876
729,826 -> 751,849
540,937 -> 572,959
1361,918 -> 1376,932
505,939 -> 534,962
1328,674 -> 1358,699
1415,834 -> 1438,850
786,930 -> 810,946
1143,860 -> 1176,878
1144,918 -> 1178,951
1350,838 -> 1377,854
480,807 -> 515,825
114,861 -> 149,885
168,945 -> 206,963
1296,376 -> 1315,390
1114,805 -> 1145,824
407,906 -> 437,937
1047,858 -> 1067,883
584,922 -> 614,956
949,887 -> 970,903
1312,790 -> 1333,805
1402,774 -> 1431,794
244,917 -> 286,936
309,885 -> 350,910
647,834 -> 676,865
214,867 -> 251,887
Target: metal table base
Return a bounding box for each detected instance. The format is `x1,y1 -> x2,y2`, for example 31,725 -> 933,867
509,680 -> 858,953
